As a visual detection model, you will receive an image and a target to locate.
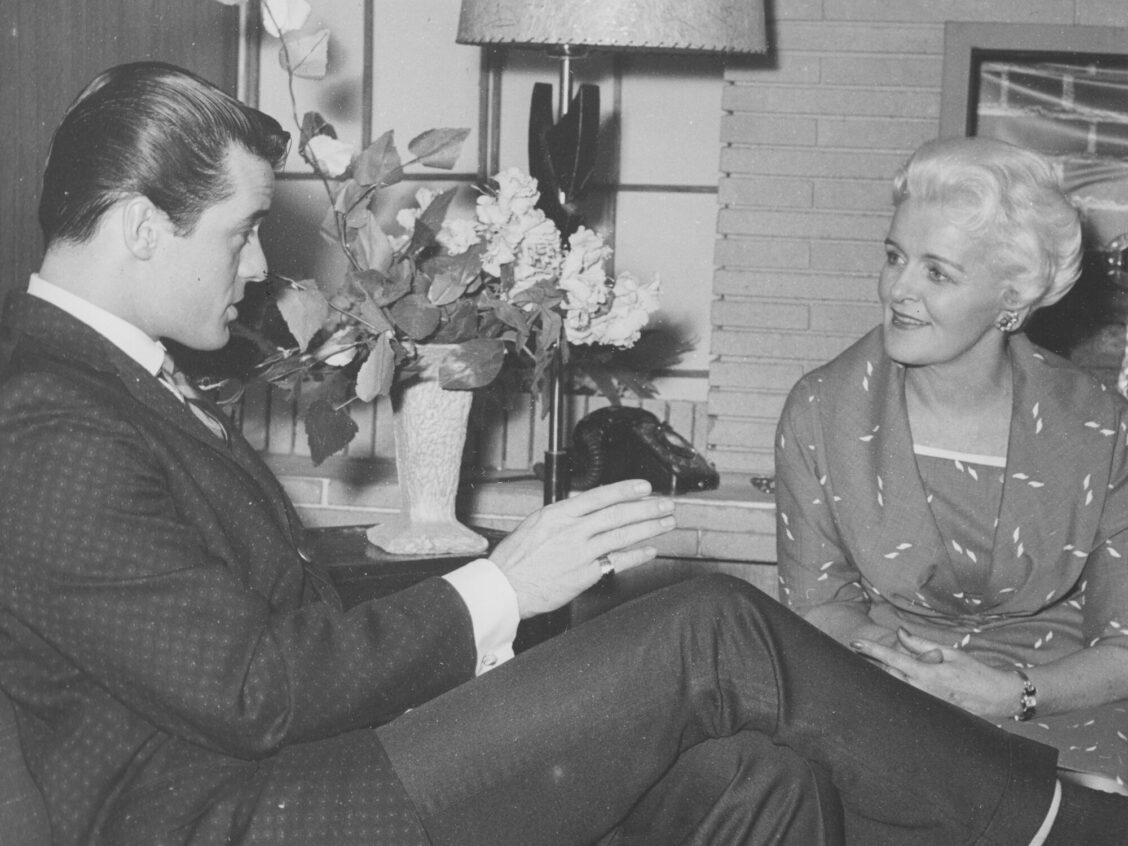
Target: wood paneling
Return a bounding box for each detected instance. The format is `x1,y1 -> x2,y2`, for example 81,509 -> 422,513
0,0 -> 242,305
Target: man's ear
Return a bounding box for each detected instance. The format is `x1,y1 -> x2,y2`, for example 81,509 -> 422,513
119,195 -> 166,260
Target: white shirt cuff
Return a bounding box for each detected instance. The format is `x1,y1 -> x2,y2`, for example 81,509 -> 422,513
442,558 -> 520,674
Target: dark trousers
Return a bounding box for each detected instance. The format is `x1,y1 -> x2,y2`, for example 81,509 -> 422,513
379,575 -> 1058,846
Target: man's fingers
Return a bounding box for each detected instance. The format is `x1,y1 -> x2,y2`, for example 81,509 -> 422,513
583,497 -> 675,539
591,514 -> 676,561
553,479 -> 654,517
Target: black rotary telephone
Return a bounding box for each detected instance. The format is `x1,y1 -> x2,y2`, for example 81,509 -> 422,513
569,407 -> 720,495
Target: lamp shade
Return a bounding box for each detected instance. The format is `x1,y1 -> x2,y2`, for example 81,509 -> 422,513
456,0 -> 767,55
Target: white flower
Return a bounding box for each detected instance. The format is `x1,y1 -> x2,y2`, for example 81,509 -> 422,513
475,171 -> 563,295
306,135 -> 354,177
438,218 -> 480,255
568,271 -> 660,347
395,207 -> 421,232
394,189 -> 438,238
490,168 -> 541,218
559,226 -> 612,313
508,216 -> 563,297
261,0 -> 312,37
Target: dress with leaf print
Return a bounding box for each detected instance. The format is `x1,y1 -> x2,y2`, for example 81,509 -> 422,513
776,327 -> 1128,785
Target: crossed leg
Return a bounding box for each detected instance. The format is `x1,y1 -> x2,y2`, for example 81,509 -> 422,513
379,575 -> 1057,846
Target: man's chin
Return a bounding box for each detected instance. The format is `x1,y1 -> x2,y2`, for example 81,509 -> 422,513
172,328 -> 231,353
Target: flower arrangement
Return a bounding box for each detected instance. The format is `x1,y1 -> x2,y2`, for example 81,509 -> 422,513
215,0 -> 663,464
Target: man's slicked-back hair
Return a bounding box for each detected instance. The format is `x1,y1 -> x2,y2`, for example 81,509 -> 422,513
39,61 -> 290,247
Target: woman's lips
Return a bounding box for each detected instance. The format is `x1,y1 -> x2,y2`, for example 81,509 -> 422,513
890,310 -> 926,328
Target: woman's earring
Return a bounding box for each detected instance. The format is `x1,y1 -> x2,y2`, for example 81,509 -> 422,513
995,311 -> 1021,333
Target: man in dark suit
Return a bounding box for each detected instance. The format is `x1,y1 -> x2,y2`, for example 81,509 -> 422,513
0,61 -> 1122,846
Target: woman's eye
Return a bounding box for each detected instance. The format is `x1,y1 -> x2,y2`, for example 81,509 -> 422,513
885,251 -> 903,267
926,265 -> 950,284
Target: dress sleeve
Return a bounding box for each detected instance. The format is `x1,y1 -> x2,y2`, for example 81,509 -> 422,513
774,383 -> 870,615
1078,417 -> 1128,652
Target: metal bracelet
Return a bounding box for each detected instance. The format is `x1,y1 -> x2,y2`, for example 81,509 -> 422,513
1012,669 -> 1037,722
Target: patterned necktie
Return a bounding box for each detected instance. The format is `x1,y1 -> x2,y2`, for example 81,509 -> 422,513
158,353 -> 230,444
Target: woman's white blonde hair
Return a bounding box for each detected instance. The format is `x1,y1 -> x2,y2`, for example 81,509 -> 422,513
892,136 -> 1083,310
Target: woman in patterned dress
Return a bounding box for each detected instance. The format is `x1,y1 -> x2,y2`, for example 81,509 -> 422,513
775,136 -> 1128,793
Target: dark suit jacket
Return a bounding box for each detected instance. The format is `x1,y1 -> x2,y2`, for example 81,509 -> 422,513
0,293 -> 475,845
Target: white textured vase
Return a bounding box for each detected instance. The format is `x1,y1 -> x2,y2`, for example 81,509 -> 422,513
366,346 -> 488,555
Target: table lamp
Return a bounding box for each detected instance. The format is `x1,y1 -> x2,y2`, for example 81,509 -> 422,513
457,0 -> 768,506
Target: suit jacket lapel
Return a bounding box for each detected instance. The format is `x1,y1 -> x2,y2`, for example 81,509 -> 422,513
3,294 -> 311,553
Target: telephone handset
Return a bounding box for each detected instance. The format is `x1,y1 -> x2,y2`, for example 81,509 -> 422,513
569,407 -> 720,495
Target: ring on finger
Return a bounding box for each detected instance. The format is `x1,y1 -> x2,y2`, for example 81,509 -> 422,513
595,554 -> 615,578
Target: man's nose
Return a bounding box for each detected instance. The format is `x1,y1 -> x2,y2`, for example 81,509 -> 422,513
238,237 -> 268,285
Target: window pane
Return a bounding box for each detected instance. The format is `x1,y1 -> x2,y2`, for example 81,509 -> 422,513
613,191 -> 717,400
257,0 -> 367,173
371,0 -> 481,173
618,54 -> 724,185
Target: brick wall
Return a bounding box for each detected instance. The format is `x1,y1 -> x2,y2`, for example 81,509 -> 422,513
709,0 -> 1128,475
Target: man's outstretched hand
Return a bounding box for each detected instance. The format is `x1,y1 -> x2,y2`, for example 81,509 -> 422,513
490,480 -> 676,619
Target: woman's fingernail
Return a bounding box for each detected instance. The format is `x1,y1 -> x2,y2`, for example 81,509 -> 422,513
850,641 -> 864,650
658,499 -> 674,512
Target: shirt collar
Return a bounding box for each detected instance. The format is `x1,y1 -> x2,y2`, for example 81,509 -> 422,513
28,274 -> 166,376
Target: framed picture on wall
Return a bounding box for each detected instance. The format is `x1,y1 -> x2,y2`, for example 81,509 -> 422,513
940,21 -> 1128,387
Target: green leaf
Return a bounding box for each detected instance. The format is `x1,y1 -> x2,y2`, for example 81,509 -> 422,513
350,214 -> 394,273
353,131 -> 402,187
350,267 -> 410,307
279,29 -> 330,79
431,299 -> 478,344
424,251 -> 480,306
511,277 -> 564,308
275,283 -> 331,351
390,293 -> 441,340
493,300 -> 532,333
407,128 -> 470,170
354,335 -> 395,402
304,399 -> 359,465
300,111 -> 335,151
439,339 -> 507,390
357,297 -> 395,333
333,180 -> 370,229
405,187 -> 458,258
